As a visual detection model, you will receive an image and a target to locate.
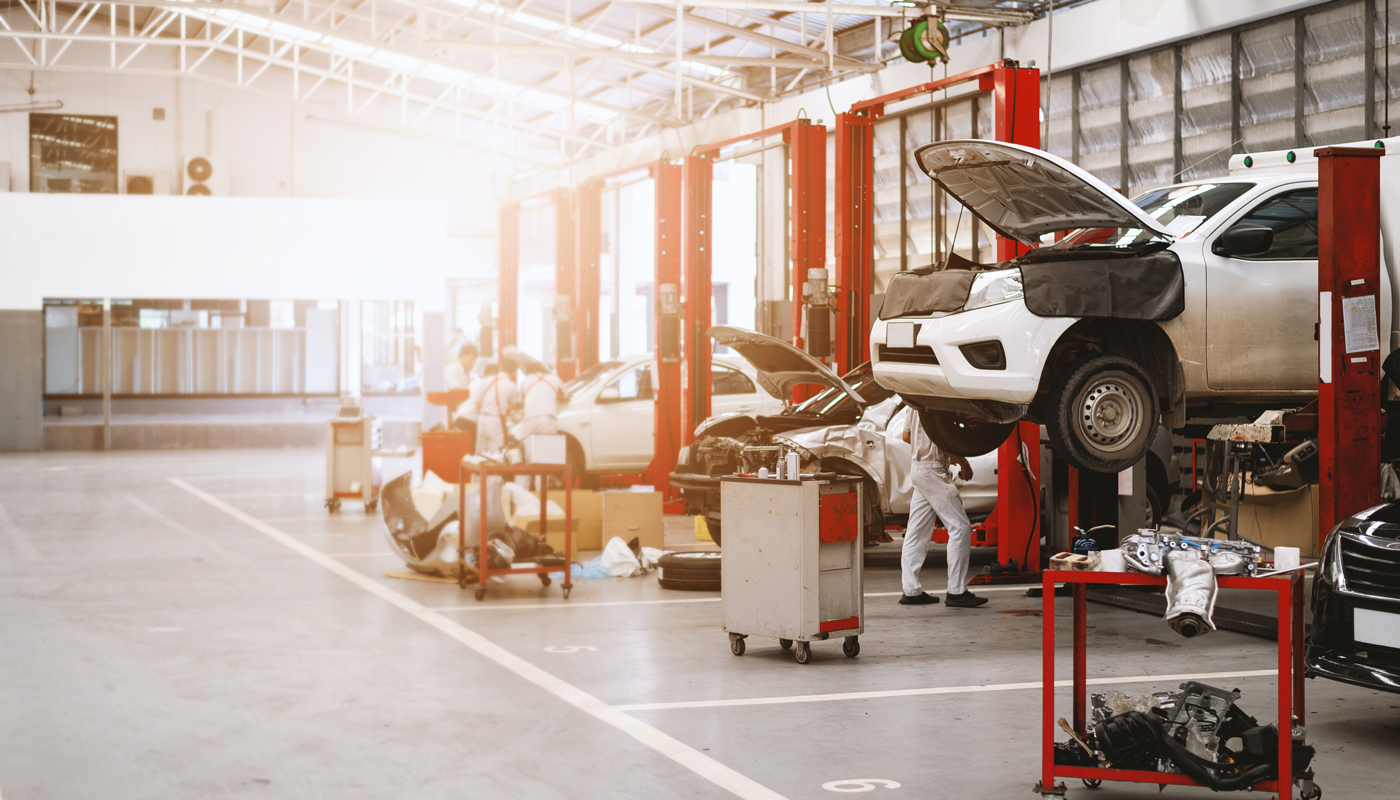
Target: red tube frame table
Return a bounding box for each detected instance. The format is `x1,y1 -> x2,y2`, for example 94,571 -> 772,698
456,460 -> 573,601
1038,569 -> 1306,798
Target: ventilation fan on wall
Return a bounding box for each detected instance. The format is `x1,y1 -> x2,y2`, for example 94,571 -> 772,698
122,170 -> 170,195
183,155 -> 229,195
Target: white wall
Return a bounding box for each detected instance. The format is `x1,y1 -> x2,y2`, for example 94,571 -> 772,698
0,194 -> 449,310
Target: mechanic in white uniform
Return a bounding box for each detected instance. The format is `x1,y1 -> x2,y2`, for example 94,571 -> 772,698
462,363 -> 518,455
899,408 -> 988,608
517,361 -> 569,437
444,343 -> 480,391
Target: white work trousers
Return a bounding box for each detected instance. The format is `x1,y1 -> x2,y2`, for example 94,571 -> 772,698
518,415 -> 557,437
476,416 -> 506,455
901,463 -> 973,597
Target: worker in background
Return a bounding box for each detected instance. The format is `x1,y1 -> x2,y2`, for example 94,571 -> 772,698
444,343 -> 480,391
899,408 -> 988,608
461,362 -> 518,455
445,343 -> 479,433
518,361 -> 569,438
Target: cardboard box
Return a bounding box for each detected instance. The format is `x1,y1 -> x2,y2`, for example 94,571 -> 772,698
601,490 -> 664,551
570,489 -> 604,551
1236,483 -> 1320,558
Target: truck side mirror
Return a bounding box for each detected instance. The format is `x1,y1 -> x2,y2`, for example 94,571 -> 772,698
1212,223 -> 1274,257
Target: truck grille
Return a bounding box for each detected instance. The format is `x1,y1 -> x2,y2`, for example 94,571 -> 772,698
1340,536 -> 1400,599
877,345 -> 939,365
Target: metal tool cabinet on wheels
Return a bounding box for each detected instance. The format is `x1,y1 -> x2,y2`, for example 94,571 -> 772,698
720,474 -> 864,664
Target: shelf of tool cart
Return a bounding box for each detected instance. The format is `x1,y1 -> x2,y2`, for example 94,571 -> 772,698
1036,569 -> 1307,798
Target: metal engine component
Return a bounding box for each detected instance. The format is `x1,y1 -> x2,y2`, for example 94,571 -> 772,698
1120,532 -> 1260,637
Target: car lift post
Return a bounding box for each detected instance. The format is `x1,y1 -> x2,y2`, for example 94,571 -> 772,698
682,151 -> 713,447
1316,146 -> 1383,540
574,179 -> 603,373
652,161 -> 685,500
552,187 -> 578,380
837,60 -> 1043,575
497,202 -> 520,355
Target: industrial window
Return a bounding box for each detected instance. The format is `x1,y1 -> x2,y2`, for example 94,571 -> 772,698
711,366 -> 755,396
1228,188 -> 1319,260
30,114 -> 118,193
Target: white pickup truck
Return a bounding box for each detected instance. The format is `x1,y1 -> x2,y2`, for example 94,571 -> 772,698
870,138 -> 1399,473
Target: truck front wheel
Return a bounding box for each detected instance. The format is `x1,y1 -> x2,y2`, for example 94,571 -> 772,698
1046,354 -> 1159,474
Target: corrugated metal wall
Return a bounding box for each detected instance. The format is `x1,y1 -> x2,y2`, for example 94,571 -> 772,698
860,0 -> 1400,295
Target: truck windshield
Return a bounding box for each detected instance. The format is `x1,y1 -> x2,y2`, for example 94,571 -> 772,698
1045,182 -> 1255,252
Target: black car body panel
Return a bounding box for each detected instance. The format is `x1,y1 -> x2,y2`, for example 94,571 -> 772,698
1307,503 -> 1400,694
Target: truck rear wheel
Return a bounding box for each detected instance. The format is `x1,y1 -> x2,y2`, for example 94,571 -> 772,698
920,411 -> 1015,457
1046,354 -> 1159,474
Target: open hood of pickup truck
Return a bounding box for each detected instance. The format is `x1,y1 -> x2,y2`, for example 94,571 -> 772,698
708,326 -> 864,406
914,140 -> 1175,246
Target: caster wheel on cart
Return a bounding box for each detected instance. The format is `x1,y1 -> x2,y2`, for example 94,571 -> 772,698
325,498 -> 341,513
729,633 -> 746,656
474,588 -> 487,601
539,574 -> 552,587
794,641 -> 812,664
562,585 -> 572,600
778,639 -> 793,651
842,636 -> 860,658
1082,778 -> 1102,788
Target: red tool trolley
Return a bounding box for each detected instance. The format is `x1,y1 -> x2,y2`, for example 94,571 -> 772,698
1036,569 -> 1312,798
457,459 -> 573,602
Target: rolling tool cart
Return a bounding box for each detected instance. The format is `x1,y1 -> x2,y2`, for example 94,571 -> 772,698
1036,569 -> 1315,798
325,398 -> 383,512
457,459 -> 573,602
720,474 -> 864,664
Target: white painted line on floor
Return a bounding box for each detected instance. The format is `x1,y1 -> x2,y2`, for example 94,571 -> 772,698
0,501 -> 40,561
430,587 -> 1035,612
613,669 -> 1279,712
122,492 -> 238,561
215,493 -> 321,498
325,553 -> 393,557
171,478 -> 788,800
433,597 -> 724,611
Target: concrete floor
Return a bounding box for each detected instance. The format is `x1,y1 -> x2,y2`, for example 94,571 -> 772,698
1,449 -> 1396,800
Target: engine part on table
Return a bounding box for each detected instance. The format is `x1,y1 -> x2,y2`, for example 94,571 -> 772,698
379,472 -> 511,577
1120,532 -> 1259,637
1090,690 -> 1176,726
1060,682 -> 1318,792
1050,552 -> 1099,571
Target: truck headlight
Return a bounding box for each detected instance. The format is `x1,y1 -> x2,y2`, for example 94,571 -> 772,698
963,269 -> 1024,312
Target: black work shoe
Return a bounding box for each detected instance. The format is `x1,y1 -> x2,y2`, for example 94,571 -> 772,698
945,591 -> 989,608
898,592 -> 940,606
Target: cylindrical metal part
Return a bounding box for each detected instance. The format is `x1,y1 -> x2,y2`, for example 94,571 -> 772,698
807,305 -> 831,358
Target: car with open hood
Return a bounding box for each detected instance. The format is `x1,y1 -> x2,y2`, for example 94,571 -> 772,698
670,326 -> 998,546
870,138 -> 1396,473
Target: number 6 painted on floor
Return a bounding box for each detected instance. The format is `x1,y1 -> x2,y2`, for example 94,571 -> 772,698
822,779 -> 901,793
543,646 -> 598,653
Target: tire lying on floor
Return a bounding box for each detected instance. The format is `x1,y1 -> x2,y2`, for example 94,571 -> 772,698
657,551 -> 721,591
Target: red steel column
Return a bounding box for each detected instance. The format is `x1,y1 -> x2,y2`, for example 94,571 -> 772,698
834,111 -> 874,375
989,64 -> 1044,572
1316,146 -> 1383,541
789,119 -> 826,356
652,163 -> 684,497
683,153 -> 714,445
575,180 -> 603,371
553,188 -> 577,380
497,203 -> 520,354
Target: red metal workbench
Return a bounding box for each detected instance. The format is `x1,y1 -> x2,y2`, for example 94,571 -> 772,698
1037,569 -> 1306,798
457,460 -> 573,602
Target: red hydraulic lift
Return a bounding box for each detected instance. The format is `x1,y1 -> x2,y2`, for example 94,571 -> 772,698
574,179 -> 603,373
1316,146 -> 1383,541
682,117 -> 828,438
835,60 -> 1044,576
652,161 -> 685,499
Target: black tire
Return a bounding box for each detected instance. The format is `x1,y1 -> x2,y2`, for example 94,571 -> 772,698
657,552 -> 721,572
794,641 -> 812,664
843,636 -> 860,658
920,411 -> 1015,457
656,568 -> 722,582
658,576 -> 722,591
730,635 -> 745,656
1045,354 -> 1160,474
779,638 -> 793,650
